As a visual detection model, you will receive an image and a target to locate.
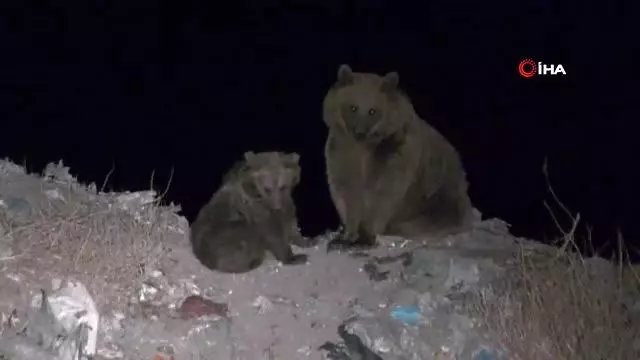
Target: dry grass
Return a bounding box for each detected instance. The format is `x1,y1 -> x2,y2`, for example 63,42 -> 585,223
469,162 -> 640,359
6,201 -> 172,281
472,238 -> 639,359
0,163 -> 181,306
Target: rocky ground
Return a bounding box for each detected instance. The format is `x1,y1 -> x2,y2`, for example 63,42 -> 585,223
0,159 -> 638,360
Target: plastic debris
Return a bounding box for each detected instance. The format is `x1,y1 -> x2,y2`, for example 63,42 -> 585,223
474,347 -> 508,360
44,160 -> 75,184
44,281 -> 100,358
116,191 -> 158,211
153,344 -> 176,360
319,320 -> 383,360
0,288 -> 92,360
390,305 -> 421,325
0,159 -> 26,176
362,262 -> 390,281
179,295 -> 228,319
1,197 -> 32,217
252,295 -> 274,314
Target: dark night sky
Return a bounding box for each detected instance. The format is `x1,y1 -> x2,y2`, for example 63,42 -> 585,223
0,2 -> 636,259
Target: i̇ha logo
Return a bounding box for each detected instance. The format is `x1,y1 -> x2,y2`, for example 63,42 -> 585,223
518,58 -> 566,78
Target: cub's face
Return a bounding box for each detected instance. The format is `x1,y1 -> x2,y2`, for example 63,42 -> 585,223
332,64 -> 403,143
243,152 -> 300,210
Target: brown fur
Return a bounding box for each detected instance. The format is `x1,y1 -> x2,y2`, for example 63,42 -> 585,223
189,151 -> 308,273
323,64 -> 475,249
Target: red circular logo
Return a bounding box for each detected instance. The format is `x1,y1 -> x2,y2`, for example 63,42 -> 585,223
518,59 -> 536,78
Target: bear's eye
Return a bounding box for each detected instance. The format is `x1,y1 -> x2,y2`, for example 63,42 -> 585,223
368,108 -> 376,116
350,105 -> 359,112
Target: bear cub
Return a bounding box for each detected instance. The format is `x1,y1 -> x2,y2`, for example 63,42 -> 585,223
190,151 -> 308,273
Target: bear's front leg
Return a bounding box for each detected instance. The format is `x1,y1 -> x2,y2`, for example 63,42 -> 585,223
363,145 -> 419,240
263,213 -> 308,265
326,183 -> 369,252
325,136 -> 368,251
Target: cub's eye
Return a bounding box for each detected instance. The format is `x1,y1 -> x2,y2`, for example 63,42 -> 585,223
350,105 -> 359,112
368,108 -> 376,116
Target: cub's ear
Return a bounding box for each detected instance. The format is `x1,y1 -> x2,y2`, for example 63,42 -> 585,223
288,153 -> 300,164
337,64 -> 354,85
381,71 -> 399,92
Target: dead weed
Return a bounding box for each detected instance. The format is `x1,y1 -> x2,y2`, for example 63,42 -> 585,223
469,161 -> 640,359
0,166 -> 178,303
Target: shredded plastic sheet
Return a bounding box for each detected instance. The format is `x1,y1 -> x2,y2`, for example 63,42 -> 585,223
0,282 -> 98,360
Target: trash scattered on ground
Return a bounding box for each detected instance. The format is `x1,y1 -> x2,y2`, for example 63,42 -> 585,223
0,158 -> 638,359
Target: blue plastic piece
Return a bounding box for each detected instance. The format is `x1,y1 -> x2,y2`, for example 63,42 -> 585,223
474,347 -> 507,360
390,305 -> 421,325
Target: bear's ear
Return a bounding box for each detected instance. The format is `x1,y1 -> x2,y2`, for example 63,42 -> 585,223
381,71 -> 399,92
337,64 -> 354,85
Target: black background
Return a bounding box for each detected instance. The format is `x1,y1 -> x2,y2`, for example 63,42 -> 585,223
1,1 -> 636,260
